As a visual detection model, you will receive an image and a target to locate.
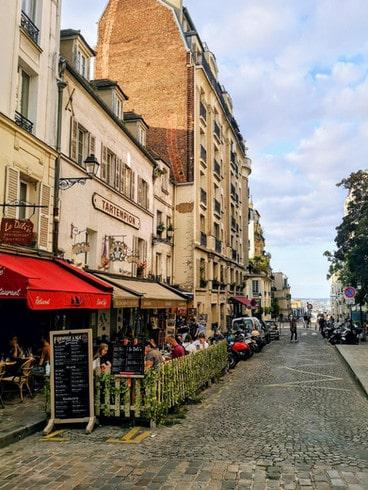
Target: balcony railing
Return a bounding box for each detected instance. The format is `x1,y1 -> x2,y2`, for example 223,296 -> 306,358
21,11 -> 39,44
15,111 -> 33,133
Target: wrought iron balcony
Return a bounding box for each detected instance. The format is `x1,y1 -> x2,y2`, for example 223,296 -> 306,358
15,111 -> 33,133
21,11 -> 39,44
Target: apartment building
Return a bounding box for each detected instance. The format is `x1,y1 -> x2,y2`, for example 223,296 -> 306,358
95,0 -> 252,330
0,0 -> 60,253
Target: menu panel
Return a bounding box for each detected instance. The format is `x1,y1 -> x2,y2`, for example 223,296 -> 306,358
51,330 -> 92,419
111,343 -> 144,375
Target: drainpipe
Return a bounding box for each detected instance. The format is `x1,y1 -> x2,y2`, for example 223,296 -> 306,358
53,58 -> 67,255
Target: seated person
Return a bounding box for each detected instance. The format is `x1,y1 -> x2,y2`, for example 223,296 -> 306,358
38,337 -> 50,366
93,343 -> 111,370
9,336 -> 23,359
193,332 -> 209,350
164,335 -> 185,359
144,340 -> 163,369
182,334 -> 197,355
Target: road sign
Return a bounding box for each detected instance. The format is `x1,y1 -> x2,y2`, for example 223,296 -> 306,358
343,286 -> 356,299
307,303 -> 313,310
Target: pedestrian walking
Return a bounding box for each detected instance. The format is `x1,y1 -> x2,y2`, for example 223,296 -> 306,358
290,315 -> 298,342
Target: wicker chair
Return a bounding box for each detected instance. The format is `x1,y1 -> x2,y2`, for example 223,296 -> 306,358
1,357 -> 35,402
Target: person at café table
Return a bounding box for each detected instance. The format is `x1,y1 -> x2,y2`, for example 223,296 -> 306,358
144,340 -> 163,369
38,337 -> 50,366
9,336 -> 23,359
193,332 -> 209,350
164,335 -> 185,360
93,343 -> 111,370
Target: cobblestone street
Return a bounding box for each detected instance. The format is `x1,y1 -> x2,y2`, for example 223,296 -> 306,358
1,327 -> 368,489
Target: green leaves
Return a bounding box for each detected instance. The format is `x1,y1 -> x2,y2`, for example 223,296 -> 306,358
326,170 -> 368,297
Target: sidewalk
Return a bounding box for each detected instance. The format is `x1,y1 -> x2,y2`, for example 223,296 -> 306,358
0,341 -> 368,450
0,391 -> 46,449
335,342 -> 368,397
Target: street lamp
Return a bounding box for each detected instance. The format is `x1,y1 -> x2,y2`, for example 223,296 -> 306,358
59,154 -> 100,190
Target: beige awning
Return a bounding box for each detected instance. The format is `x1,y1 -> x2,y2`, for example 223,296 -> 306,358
95,274 -> 187,309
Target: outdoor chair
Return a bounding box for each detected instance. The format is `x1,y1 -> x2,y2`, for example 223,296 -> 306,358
1,357 -> 35,402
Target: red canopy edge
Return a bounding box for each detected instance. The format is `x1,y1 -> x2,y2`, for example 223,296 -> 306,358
229,296 -> 251,307
0,253 -> 112,310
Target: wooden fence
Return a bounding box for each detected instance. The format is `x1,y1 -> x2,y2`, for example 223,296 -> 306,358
94,341 -> 228,426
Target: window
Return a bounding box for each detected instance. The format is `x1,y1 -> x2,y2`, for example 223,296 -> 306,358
21,0 -> 39,44
123,165 -> 135,200
19,182 -> 27,219
77,51 -> 87,78
16,67 -> 30,118
112,92 -> 122,119
252,280 -> 259,296
137,177 -> 148,208
70,119 -> 94,165
77,127 -> 88,165
22,0 -> 36,20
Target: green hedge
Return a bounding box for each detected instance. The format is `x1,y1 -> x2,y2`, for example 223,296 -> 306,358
94,340 -> 228,424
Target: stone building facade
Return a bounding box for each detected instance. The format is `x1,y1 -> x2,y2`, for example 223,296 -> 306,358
95,0 -> 252,329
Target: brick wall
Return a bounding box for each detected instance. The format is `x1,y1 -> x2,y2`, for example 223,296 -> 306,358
96,0 -> 193,182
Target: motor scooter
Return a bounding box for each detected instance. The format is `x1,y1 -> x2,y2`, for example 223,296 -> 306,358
226,331 -> 252,369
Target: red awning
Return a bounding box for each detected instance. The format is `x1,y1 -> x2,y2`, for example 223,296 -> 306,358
229,296 -> 251,307
0,253 -> 112,310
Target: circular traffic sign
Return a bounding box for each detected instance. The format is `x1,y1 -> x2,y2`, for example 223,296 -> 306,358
343,286 -> 356,299
307,303 -> 313,310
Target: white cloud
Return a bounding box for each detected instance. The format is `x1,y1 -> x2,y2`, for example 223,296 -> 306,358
61,0 -> 368,297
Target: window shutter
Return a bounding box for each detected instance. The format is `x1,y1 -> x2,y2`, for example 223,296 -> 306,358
90,134 -> 96,155
5,167 -> 20,218
38,183 -> 51,250
70,117 -> 78,161
101,144 -> 107,181
131,170 -> 136,201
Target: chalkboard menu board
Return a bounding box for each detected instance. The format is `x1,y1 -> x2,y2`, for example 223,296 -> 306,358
111,343 -> 144,375
44,329 -> 95,435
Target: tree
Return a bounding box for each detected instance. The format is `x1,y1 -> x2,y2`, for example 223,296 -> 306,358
324,170 -> 368,305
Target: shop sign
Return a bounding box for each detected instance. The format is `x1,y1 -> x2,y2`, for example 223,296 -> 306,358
92,193 -> 140,229
0,218 -> 34,246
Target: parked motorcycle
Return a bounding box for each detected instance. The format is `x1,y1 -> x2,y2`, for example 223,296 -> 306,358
226,330 -> 253,368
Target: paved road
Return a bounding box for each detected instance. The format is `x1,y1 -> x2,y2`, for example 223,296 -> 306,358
1,327 -> 368,489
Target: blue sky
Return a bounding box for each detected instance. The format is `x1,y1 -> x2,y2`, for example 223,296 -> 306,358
61,0 -> 368,298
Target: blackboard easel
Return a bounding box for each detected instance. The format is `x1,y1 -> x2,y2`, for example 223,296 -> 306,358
44,329 -> 95,434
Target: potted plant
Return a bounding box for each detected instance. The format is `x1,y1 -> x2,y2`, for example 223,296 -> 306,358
157,222 -> 165,235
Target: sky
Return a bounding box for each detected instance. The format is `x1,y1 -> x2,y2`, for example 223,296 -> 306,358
61,0 -> 368,299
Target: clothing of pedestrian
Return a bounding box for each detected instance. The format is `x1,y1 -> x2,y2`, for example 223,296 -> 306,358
290,316 -> 298,342
165,335 -> 185,359
144,340 -> 164,369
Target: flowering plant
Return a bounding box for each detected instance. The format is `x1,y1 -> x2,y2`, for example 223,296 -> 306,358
137,261 -> 147,270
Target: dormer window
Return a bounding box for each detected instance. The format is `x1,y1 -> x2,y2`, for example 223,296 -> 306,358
112,91 -> 122,119
77,51 -> 87,78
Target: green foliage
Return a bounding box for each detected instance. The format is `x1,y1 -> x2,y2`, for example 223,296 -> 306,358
249,255 -> 270,273
325,170 -> 368,301
94,341 -> 228,425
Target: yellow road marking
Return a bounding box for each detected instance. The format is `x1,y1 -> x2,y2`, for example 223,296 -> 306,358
106,426 -> 151,444
39,430 -> 70,442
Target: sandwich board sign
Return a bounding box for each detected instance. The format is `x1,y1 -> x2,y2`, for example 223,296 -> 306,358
44,329 -> 95,435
